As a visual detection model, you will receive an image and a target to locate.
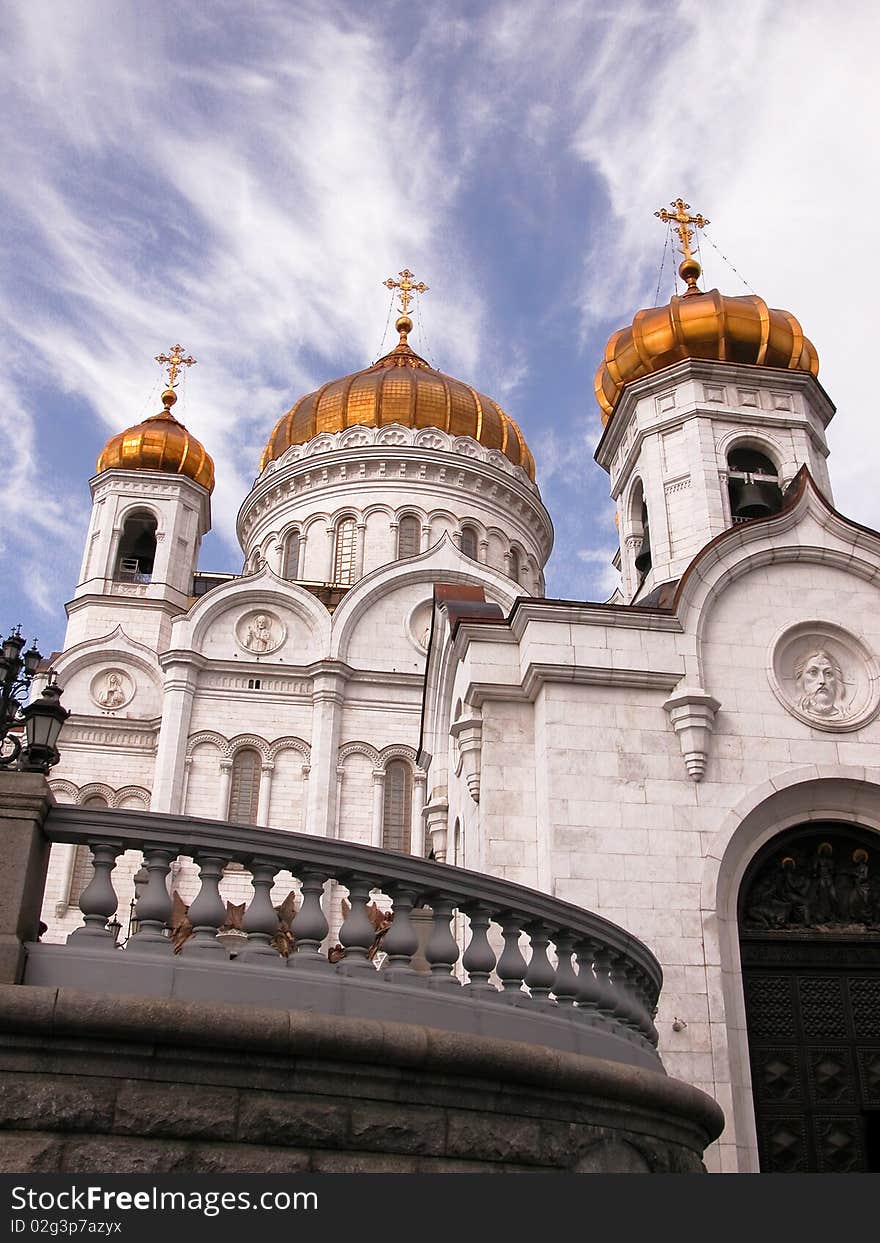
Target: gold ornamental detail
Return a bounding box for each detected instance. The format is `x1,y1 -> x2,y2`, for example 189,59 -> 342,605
654,198 -> 709,294
383,268 -> 429,344
155,343 -> 197,389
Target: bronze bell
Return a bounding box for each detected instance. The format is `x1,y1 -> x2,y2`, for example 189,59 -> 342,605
634,533 -> 652,574
731,480 -> 773,519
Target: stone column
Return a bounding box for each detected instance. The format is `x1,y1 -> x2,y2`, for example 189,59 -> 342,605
411,770 -> 427,857
257,762 -> 274,825
217,759 -> 232,820
151,656 -> 201,813
355,521 -> 367,579
371,768 -> 385,849
424,796 -> 449,863
306,666 -> 347,838
0,771 -> 54,983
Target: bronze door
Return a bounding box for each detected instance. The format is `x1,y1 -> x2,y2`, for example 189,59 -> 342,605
739,824 -> 880,1173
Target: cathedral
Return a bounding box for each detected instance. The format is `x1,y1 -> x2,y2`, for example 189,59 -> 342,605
37,214 -> 880,1174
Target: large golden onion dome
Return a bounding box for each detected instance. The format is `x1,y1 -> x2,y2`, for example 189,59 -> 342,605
594,284 -> 819,424
260,317 -> 536,481
96,388 -> 215,492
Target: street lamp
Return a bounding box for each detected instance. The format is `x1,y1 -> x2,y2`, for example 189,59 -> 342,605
20,677 -> 71,773
0,626 -> 70,772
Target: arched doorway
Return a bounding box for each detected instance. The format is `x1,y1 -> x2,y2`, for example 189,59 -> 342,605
739,823 -> 880,1172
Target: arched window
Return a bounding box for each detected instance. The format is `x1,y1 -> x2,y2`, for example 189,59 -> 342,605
460,524 -> 478,560
629,481 -> 651,578
282,530 -> 300,580
509,546 -> 521,584
115,511 -> 157,583
228,748 -> 261,825
397,515 -> 420,560
333,518 -> 357,585
727,447 -> 783,522
382,760 -> 412,853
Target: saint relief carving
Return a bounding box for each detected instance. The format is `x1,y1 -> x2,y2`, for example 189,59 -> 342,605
795,648 -> 848,721
91,669 -> 132,711
236,611 -> 285,655
742,835 -> 880,933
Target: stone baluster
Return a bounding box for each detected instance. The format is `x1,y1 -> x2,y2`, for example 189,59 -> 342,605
424,895 -> 460,989
125,846 -> 176,954
185,852 -> 228,957
495,912 -> 528,1002
461,903 -> 496,997
336,875 -> 378,973
633,966 -> 660,1046
289,869 -> 331,970
607,950 -> 639,1036
592,947 -> 621,1026
523,922 -> 556,1007
69,840 -> 122,943
617,957 -> 652,1043
550,931 -> 578,1007
380,886 -> 421,982
240,861 -> 282,961
572,938 -> 602,1022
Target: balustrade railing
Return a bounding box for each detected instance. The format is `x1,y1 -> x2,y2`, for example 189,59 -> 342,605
29,806 -> 663,1069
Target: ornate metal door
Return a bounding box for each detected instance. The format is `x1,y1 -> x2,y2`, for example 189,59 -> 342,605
740,825 -> 880,1172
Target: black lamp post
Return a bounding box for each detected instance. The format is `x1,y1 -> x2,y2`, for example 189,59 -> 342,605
19,674 -> 71,773
0,626 -> 69,773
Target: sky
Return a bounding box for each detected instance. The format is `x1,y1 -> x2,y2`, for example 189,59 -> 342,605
1,0 -> 877,658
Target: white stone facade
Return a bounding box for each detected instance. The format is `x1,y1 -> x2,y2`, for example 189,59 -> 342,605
38,343 -> 880,1174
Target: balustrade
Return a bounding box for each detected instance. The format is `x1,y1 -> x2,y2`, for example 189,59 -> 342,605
31,805 -> 664,1067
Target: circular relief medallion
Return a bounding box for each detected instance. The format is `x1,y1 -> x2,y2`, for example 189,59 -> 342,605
236,610 -> 286,655
407,600 -> 434,653
90,668 -> 135,711
769,621 -> 880,732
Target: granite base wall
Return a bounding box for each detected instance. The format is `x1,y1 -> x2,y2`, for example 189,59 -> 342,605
0,985 -> 724,1174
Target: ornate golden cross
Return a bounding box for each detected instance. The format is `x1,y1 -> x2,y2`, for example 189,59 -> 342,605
383,268 -> 429,316
654,198 -> 709,265
155,343 -> 197,388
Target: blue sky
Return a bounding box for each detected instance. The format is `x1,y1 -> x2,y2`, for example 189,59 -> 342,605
1,0 -> 878,657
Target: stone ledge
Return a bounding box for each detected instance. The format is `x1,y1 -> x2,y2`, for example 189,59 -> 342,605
0,984 -> 724,1154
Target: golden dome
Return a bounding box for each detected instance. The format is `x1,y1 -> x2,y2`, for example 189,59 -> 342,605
594,288 -> 819,424
96,389 -> 215,492
260,321 -> 535,481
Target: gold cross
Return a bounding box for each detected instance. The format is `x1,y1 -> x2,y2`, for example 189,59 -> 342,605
655,198 -> 709,263
155,343 -> 197,388
383,268 -> 429,316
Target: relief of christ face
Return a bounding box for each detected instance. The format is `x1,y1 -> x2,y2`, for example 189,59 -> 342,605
796,649 -> 845,718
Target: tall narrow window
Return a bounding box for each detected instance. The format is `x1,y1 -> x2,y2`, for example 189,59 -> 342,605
509,547 -> 521,584
459,525 -> 478,560
382,760 -> 412,854
229,748 -> 261,825
397,515 -> 420,560
283,530 -> 300,579
115,511 -> 157,583
334,518 -> 357,585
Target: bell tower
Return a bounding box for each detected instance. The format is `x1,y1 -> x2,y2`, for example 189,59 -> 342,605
594,201 -> 834,603
65,346 -> 213,652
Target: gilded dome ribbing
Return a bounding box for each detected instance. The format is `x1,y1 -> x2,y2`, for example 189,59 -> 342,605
260,329 -> 535,481
595,288 -> 819,423
96,389 -> 215,492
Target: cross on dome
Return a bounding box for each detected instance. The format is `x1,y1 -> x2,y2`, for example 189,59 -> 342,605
654,198 -> 710,293
155,343 -> 197,389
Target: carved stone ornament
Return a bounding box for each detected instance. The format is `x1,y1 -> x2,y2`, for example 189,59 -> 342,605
768,622 -> 880,732
236,610 -> 286,656
90,668 -> 135,711
407,600 -> 434,652
662,685 -> 720,782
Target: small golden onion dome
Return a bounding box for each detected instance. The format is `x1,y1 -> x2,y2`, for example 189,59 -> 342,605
96,388 -> 215,492
594,288 -> 819,424
260,319 -> 535,481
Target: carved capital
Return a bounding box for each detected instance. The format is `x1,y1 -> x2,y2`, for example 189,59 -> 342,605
663,686 -> 721,782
